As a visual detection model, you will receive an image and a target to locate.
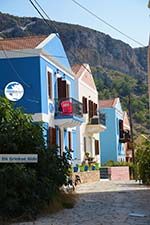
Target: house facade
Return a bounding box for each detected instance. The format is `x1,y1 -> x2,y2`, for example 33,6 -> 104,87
72,64 -> 106,165
0,34 -> 83,156
99,98 -> 130,164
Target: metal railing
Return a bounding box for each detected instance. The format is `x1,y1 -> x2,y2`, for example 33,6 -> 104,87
89,112 -> 106,126
55,97 -> 83,118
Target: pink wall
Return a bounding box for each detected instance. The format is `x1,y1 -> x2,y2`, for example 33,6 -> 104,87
110,166 -> 130,181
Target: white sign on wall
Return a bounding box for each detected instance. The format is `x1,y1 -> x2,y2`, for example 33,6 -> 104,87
4,81 -> 24,101
0,154 -> 38,163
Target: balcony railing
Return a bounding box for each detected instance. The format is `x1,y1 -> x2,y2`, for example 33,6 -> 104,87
119,130 -> 131,143
55,97 -> 83,118
89,113 -> 106,126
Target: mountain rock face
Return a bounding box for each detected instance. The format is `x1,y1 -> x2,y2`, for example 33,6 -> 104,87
0,12 -> 149,134
0,12 -> 147,79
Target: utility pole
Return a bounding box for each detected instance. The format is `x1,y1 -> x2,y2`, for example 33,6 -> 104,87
148,35 -> 150,115
148,1 -> 150,114
128,94 -> 134,163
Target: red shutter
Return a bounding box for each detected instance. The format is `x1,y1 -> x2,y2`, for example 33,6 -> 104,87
83,97 -> 87,113
66,83 -> 69,98
49,127 -> 56,146
85,98 -> 87,113
119,120 -> 124,139
94,103 -> 97,115
57,78 -> 62,99
48,71 -> 52,99
91,101 -> 94,117
68,131 -> 72,151
61,80 -> 67,98
95,140 -> 99,155
89,100 -> 94,119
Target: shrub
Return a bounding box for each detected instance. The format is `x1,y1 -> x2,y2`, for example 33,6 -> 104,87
135,139 -> 150,184
0,97 -> 72,220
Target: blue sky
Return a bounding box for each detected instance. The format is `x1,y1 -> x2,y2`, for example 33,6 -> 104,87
0,0 -> 150,48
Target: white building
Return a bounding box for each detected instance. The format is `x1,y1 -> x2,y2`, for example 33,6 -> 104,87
72,64 -> 106,165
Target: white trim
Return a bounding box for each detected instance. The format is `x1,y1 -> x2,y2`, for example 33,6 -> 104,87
0,48 -> 75,81
80,79 -> 98,94
67,127 -> 75,132
55,72 -> 61,78
32,113 -> 49,123
55,118 -> 82,128
79,66 -> 88,81
77,64 -> 97,92
40,51 -> 74,80
66,80 -> 71,85
0,49 -> 41,59
46,66 -> 53,74
35,33 -> 56,49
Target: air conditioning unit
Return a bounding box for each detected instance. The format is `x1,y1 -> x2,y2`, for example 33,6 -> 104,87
90,116 -> 100,124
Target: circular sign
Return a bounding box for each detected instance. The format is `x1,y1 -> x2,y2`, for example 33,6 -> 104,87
4,82 -> 24,101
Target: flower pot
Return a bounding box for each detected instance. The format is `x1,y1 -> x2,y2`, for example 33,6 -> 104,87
84,165 -> 89,171
73,166 -> 78,172
92,166 -> 96,170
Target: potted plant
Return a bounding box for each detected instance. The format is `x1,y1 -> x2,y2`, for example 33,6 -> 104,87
73,164 -> 79,172
92,165 -> 96,170
84,165 -> 89,171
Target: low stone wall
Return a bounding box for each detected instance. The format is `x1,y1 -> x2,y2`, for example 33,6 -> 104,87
73,170 -> 100,183
110,166 -> 130,181
73,167 -> 130,183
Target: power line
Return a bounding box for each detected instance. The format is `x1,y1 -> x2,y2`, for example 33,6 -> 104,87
71,0 -> 145,48
0,87 -> 40,103
29,0 -> 93,75
1,46 -> 30,88
29,0 -> 58,33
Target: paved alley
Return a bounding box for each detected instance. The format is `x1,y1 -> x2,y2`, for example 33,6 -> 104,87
13,180 -> 150,225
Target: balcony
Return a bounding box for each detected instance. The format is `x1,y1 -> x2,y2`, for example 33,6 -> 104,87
54,97 -> 83,128
86,113 -> 106,134
119,130 -> 131,143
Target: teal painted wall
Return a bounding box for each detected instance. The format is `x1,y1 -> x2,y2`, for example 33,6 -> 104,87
100,105 -> 125,164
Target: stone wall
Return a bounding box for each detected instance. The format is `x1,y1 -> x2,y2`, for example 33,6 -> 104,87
110,166 -> 130,181
73,170 -> 100,183
73,167 -> 130,184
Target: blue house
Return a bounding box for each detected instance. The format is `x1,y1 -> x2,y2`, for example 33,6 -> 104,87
99,98 -> 129,164
0,34 -> 83,156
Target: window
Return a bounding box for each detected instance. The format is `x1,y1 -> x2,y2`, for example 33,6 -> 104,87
48,71 -> 52,99
57,77 -> 68,99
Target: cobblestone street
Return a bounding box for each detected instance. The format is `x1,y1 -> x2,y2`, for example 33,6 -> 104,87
13,180 -> 150,225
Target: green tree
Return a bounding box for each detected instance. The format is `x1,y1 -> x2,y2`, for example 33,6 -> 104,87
0,97 -> 72,220
135,139 -> 150,184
